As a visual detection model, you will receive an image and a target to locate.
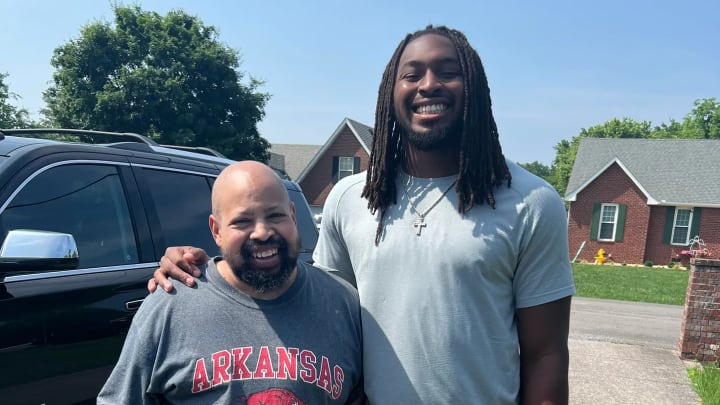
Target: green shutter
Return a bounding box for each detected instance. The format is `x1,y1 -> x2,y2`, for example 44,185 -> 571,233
663,207 -> 675,244
690,207 -> 702,239
589,203 -> 600,241
331,156 -> 339,184
615,204 -> 627,242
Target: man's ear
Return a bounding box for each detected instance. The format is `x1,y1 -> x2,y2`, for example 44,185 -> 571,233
290,202 -> 297,225
209,214 -> 222,246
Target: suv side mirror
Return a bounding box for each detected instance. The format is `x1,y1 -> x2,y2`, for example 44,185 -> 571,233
0,229 -> 80,273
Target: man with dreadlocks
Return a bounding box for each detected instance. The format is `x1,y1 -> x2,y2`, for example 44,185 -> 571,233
150,25 -> 575,404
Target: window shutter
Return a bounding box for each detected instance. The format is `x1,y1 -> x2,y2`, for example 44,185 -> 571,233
331,156 -> 339,184
614,204 -> 627,242
662,207 -> 675,244
690,207 -> 702,239
353,156 -> 361,174
589,203 -> 600,241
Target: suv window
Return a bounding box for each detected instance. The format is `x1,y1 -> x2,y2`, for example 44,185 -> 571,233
138,167 -> 219,257
0,164 -> 138,269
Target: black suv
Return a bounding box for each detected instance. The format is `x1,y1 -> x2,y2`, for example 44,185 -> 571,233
0,129 -> 319,404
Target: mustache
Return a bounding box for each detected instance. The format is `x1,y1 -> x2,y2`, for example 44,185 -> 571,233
240,235 -> 288,258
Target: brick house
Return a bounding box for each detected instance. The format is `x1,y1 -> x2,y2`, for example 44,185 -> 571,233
564,138 -> 720,266
285,117 -> 373,221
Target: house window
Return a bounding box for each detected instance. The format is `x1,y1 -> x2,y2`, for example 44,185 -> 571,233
332,156 -> 360,184
598,204 -> 618,241
338,157 -> 355,181
671,208 -> 693,245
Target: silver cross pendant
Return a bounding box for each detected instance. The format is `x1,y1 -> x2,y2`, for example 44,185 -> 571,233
413,216 -> 427,236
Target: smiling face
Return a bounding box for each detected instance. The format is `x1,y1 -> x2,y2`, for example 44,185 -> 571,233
210,162 -> 300,296
393,33 -> 465,150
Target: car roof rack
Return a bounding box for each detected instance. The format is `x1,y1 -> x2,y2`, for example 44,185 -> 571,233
0,128 -> 158,145
159,144 -> 227,158
1,128 -> 229,159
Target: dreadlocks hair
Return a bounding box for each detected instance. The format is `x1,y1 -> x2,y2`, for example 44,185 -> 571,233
361,25 -> 512,245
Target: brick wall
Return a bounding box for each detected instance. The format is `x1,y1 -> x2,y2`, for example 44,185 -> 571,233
299,127 -> 369,206
644,206 -> 674,266
679,258 -> 720,364
567,163 -> 650,264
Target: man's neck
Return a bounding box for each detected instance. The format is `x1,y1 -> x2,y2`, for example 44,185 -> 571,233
216,260 -> 297,300
402,145 -> 461,178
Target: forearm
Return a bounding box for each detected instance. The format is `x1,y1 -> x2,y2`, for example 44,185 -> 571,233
520,350 -> 569,405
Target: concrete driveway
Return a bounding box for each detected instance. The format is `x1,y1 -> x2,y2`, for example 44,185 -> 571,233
569,297 -> 700,404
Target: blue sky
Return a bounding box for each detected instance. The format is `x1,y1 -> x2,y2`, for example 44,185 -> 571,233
2,0 -> 719,164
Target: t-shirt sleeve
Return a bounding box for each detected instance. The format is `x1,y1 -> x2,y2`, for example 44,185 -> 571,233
312,180 -> 357,288
513,183 -> 576,308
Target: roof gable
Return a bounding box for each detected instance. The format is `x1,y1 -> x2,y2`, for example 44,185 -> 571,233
269,144 -> 321,180
565,138 -> 720,207
296,117 -> 373,182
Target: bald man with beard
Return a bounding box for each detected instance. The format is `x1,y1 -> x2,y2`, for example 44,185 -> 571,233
99,161 -> 364,405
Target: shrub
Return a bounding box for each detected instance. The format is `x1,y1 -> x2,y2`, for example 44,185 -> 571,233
667,262 -> 676,269
644,260 -> 654,267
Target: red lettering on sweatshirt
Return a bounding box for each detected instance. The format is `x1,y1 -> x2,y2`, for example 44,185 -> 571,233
232,347 -> 253,380
276,347 -> 299,380
190,346 -> 347,398
191,358 -> 211,393
316,356 -> 333,394
332,365 -> 345,399
212,350 -> 232,385
253,346 -> 276,379
299,350 -> 317,383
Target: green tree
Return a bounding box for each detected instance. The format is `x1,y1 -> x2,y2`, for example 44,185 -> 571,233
682,98 -> 720,139
578,117 -> 653,139
652,118 -> 687,138
0,73 -> 32,128
42,6 -> 270,161
550,138 -> 579,196
519,160 -> 553,184
653,98 -> 720,139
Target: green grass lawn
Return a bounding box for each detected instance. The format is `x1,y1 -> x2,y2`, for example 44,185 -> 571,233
571,262 -> 689,306
571,262 -> 719,404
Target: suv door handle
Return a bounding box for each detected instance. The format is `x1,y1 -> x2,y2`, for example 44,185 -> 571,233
125,299 -> 144,311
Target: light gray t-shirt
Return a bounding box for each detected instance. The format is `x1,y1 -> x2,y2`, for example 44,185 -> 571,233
98,260 -> 363,404
313,160 -> 576,404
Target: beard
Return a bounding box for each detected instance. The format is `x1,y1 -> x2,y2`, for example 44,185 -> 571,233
223,234 -> 300,294
401,119 -> 462,151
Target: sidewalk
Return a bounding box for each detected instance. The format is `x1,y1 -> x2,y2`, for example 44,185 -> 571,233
568,298 -> 701,404
569,338 -> 700,404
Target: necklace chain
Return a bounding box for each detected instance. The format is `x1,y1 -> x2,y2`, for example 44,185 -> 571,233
402,178 -> 457,236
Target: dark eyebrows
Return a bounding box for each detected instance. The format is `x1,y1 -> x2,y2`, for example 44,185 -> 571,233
398,57 -> 461,70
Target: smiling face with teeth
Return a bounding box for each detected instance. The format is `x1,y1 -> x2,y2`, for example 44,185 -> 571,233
210,161 -> 300,298
393,33 -> 464,151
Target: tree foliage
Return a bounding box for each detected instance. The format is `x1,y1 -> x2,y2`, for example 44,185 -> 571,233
549,98 -> 720,195
518,161 -> 553,184
42,6 -> 270,161
675,98 -> 720,139
0,73 -> 32,128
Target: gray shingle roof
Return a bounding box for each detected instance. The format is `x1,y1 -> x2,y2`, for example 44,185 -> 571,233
346,118 -> 373,149
565,138 -> 720,207
269,144 -> 321,181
